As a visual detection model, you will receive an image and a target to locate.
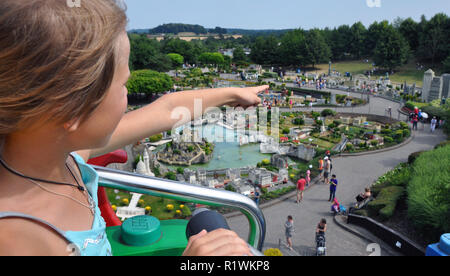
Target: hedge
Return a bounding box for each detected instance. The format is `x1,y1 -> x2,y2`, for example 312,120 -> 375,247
408,151 -> 425,164
407,145 -> 450,237
367,186 -> 405,221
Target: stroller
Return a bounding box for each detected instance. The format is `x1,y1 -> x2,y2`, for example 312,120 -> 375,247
316,233 -> 326,256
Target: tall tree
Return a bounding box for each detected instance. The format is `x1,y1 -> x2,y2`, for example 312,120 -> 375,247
364,21 -> 390,58
349,22 -> 367,59
250,35 -> 280,65
305,29 -> 331,69
232,46 -> 248,65
398,17 -> 420,52
167,53 -> 184,68
417,13 -> 450,66
373,25 -> 410,71
330,25 -> 352,60
278,29 -> 308,67
129,34 -> 171,72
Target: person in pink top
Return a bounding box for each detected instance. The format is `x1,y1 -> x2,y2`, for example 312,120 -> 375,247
306,165 -> 312,187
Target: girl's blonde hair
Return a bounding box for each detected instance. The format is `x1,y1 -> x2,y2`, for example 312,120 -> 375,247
0,0 -> 128,144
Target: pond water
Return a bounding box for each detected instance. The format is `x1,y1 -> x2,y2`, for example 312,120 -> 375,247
162,123 -> 275,170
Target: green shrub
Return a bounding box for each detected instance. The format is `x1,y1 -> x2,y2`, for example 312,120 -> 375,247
346,143 -> 354,151
311,111 -> 321,119
293,118 -> 305,125
408,151 -> 425,164
384,136 -> 394,143
353,209 -> 369,217
422,105 -> 446,119
321,109 -> 336,117
434,140 -> 450,149
407,145 -> 450,238
381,129 -> 392,135
371,163 -> 411,196
149,134 -> 163,143
400,122 -> 409,129
393,130 -> 404,140
405,102 -> 415,110
176,167 -> 185,175
165,171 -> 176,181
402,129 -> 411,138
367,186 -> 405,221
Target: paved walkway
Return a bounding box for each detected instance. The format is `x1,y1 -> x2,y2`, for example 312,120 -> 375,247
226,90 -> 447,256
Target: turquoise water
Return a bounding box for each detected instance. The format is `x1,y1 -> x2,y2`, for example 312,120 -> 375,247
165,124 -> 273,170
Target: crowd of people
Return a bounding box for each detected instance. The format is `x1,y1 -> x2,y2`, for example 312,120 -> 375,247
409,105 -> 445,133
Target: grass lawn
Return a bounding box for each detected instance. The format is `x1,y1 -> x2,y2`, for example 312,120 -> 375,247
105,188 -> 192,220
312,59 -> 430,87
312,60 -> 373,76
300,137 -> 335,149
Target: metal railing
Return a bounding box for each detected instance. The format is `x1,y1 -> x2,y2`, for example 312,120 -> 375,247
94,165 -> 266,251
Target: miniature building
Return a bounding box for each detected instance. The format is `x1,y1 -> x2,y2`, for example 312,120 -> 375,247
340,117 -> 351,124
352,116 -> 367,125
271,154 -> 289,169
279,169 -> 289,183
238,184 -> 254,196
422,70 -> 450,102
226,168 -> 241,181
196,169 -> 206,183
206,179 -> 219,189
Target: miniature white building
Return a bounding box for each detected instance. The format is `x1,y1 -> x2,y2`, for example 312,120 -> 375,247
136,153 -> 155,177
196,169 -> 206,183
279,169 -> 289,183
206,179 -> 219,188
116,193 -> 146,221
239,184 -> 254,196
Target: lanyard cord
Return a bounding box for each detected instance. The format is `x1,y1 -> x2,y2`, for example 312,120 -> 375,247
0,156 -> 85,192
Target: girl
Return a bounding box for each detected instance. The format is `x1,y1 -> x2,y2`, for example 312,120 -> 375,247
306,165 -> 312,187
0,0 -> 267,256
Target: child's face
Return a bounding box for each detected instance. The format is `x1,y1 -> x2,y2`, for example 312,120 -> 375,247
71,32 -> 130,149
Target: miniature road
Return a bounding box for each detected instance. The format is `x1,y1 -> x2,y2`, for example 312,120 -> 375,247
226,89 -> 447,256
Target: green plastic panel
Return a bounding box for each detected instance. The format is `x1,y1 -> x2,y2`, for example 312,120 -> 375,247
107,219 -> 189,256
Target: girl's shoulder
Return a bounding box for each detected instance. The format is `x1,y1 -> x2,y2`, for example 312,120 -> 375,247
0,217 -> 69,256
74,150 -> 91,163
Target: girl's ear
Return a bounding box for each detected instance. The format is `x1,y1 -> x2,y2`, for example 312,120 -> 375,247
63,118 -> 82,133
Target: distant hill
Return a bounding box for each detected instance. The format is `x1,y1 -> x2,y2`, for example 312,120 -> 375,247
226,28 -> 293,36
128,23 -> 291,36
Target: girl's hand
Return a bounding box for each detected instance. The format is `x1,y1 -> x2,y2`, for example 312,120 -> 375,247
228,85 -> 269,109
182,229 -> 253,256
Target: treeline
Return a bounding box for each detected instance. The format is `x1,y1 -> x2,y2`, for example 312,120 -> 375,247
128,33 -> 251,72
251,14 -> 450,71
128,13 -> 450,73
146,23 -> 227,35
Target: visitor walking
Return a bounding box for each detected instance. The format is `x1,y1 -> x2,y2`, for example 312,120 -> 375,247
296,174 -> 307,204
254,187 -> 261,206
318,158 -> 324,180
323,157 -> 331,184
306,165 -> 312,187
431,117 -> 437,133
285,216 -> 294,251
329,174 -> 338,202
412,114 -> 419,131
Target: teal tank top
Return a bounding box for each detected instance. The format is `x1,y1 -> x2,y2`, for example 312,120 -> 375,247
64,152 -> 113,256
0,152 -> 113,256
